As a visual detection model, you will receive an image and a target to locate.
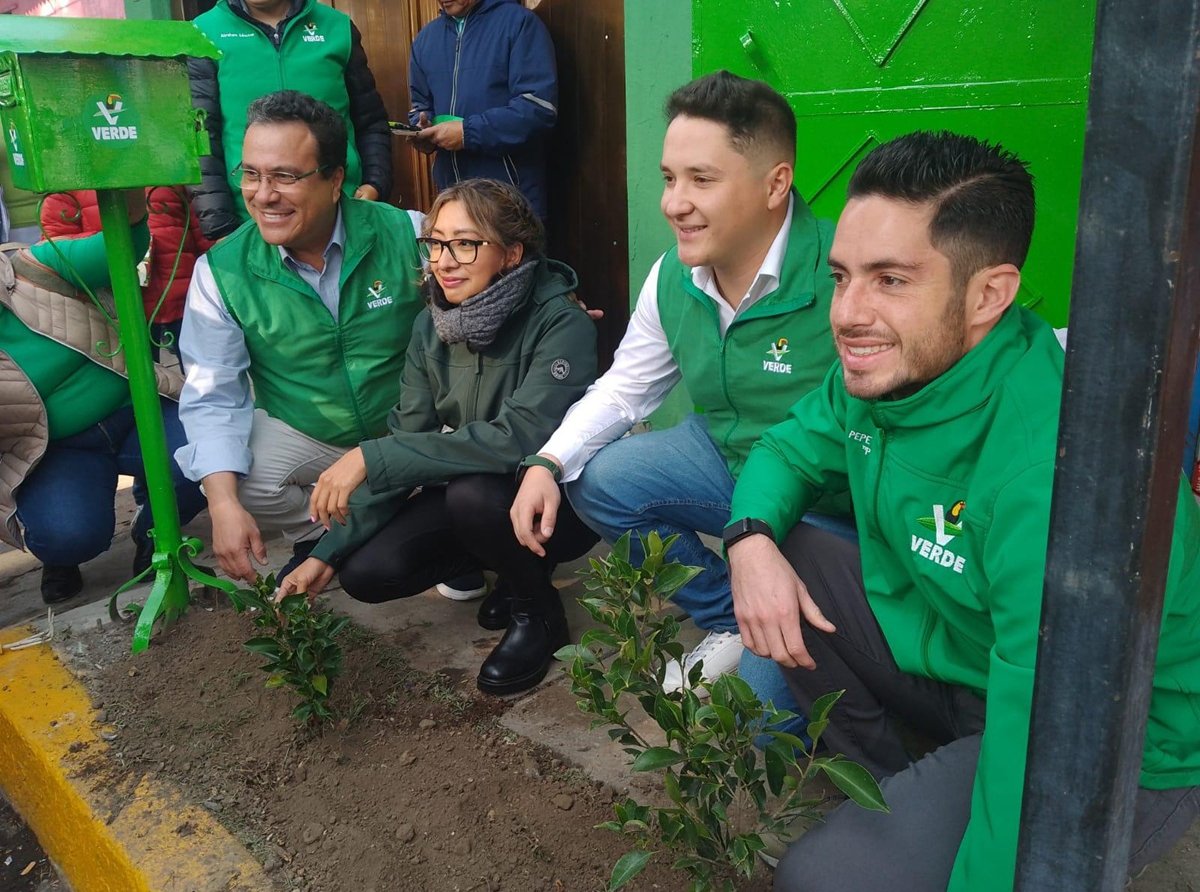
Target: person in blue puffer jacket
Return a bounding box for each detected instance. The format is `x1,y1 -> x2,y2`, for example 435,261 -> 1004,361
408,0 -> 558,221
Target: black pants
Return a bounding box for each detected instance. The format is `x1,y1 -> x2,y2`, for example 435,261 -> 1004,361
773,524 -> 1199,892
338,473 -> 598,604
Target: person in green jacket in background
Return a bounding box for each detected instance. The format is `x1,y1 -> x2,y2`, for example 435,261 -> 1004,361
726,132 -> 1200,891
277,178 -> 599,697
188,0 -> 392,240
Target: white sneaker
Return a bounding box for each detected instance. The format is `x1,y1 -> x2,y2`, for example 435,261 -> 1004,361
436,572 -> 488,601
662,630 -> 744,696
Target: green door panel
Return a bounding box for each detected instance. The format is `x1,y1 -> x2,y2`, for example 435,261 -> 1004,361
692,0 -> 1098,326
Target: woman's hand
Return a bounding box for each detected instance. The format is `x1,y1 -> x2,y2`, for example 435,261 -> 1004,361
310,447 -> 368,529
275,557 -> 336,604
353,184 -> 380,201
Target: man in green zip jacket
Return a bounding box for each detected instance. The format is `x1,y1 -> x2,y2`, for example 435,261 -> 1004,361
175,91 -> 424,584
727,131 -> 1200,891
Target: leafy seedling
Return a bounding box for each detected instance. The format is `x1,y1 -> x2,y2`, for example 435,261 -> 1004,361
557,531 -> 888,891
231,574 -> 350,726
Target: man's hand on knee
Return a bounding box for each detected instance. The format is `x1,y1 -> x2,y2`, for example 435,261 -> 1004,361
510,460 -> 563,558
728,533 -> 836,669
203,472 -> 268,583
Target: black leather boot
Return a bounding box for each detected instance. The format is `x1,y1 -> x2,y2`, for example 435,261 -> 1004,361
476,587 -> 568,696
476,578 -> 512,630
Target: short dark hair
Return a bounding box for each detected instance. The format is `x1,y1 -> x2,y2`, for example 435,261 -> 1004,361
426,178 -> 545,257
665,70 -> 796,165
245,90 -> 347,176
848,131 -> 1035,286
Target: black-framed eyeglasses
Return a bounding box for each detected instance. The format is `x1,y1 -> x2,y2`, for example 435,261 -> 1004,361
234,162 -> 328,190
416,237 -> 494,264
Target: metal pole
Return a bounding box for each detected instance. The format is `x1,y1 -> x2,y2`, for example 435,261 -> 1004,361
96,189 -> 191,652
1014,3 -> 1200,890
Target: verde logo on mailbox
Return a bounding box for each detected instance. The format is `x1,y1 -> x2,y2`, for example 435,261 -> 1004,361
7,127 -> 24,167
91,93 -> 139,142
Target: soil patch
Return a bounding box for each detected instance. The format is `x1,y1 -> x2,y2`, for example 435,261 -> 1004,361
0,796 -> 62,892
71,605 -> 770,892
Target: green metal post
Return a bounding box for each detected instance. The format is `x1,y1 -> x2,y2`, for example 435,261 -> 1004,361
96,188 -> 189,652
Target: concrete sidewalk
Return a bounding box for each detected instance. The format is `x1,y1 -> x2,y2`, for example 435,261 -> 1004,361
1,482 -> 1195,890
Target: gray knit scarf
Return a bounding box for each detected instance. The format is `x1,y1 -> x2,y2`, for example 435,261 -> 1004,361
428,259 -> 537,350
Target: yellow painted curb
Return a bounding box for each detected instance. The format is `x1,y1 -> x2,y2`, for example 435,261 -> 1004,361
0,625 -> 274,892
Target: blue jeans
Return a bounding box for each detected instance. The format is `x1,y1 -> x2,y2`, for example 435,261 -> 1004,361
16,400 -> 205,566
567,415 -> 740,632
566,414 -> 856,734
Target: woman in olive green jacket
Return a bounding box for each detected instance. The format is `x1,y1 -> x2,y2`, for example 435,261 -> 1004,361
279,179 -> 598,695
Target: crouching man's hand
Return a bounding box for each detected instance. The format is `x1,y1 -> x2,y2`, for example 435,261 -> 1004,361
728,532 -> 835,670
203,471 -> 268,584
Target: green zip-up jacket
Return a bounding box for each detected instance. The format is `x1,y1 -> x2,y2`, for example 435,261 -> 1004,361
311,259 -> 596,565
730,306 -> 1200,891
208,199 -> 423,446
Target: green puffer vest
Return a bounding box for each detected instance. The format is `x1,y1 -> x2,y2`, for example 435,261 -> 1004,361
207,200 -> 423,446
196,0 -> 362,212
656,194 -> 839,478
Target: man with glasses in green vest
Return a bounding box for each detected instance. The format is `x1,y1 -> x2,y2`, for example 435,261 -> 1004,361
175,91 -> 424,584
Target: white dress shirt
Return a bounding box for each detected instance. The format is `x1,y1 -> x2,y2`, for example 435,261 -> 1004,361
542,197 -> 796,482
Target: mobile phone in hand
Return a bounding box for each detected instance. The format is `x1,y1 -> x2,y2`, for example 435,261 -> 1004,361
388,120 -> 422,134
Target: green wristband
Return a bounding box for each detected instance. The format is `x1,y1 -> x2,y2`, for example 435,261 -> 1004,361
518,454 -> 562,482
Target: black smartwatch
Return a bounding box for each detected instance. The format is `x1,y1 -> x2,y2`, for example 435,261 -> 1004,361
721,517 -> 774,548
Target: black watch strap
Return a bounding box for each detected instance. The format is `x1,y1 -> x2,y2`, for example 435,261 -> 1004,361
722,517 -> 774,548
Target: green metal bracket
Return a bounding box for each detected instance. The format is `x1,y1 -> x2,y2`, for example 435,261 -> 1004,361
108,536 -> 244,650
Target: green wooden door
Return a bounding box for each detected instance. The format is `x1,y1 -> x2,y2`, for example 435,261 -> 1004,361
693,0 -> 1097,325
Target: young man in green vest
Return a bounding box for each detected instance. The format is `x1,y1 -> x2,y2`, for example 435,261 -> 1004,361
188,0 -> 392,240
727,131 -> 1200,891
510,71 -> 850,700
176,91 -> 424,584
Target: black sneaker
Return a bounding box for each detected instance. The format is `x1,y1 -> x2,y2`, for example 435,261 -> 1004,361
278,538 -> 321,581
40,564 -> 82,604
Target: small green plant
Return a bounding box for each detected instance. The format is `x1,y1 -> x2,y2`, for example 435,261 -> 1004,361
231,573 -> 350,726
557,532 -> 888,892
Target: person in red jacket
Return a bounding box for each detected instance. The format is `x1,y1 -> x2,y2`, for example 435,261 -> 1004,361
39,188 -> 214,370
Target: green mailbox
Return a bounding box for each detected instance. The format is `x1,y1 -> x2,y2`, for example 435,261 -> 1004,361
0,17 -> 225,652
0,16 -> 216,192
